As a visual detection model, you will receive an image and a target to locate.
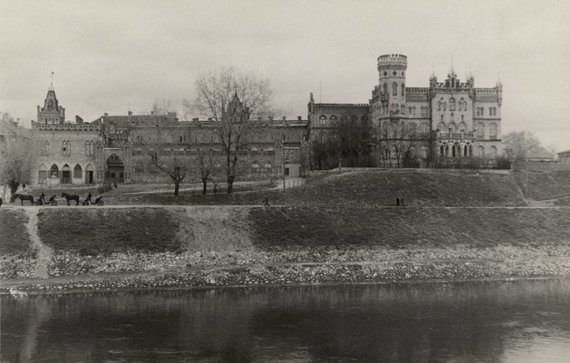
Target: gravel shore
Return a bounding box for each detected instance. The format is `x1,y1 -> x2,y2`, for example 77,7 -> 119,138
3,245 -> 570,293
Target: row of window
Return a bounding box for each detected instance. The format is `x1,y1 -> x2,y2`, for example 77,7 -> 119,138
37,163 -> 95,183
438,97 -> 468,112
435,121 -> 498,137
381,82 -> 406,97
318,114 -> 368,126
40,140 -> 96,156
439,143 -> 473,158
476,107 -> 499,116
438,144 -> 498,158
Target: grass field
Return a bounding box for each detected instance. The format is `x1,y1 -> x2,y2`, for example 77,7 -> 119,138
106,169 -> 526,208
0,209 -> 32,255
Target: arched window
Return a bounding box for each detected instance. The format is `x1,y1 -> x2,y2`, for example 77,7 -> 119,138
464,145 -> 468,157
452,143 -> 456,157
38,164 -> 47,184
50,164 -> 59,177
319,115 -> 326,125
392,82 -> 398,96
448,122 -> 457,133
62,140 -> 71,156
489,123 -> 497,138
420,122 -> 430,135
489,146 -> 498,159
383,83 -> 388,95
73,164 -> 82,179
478,145 -> 485,157
440,145 -> 444,156
330,115 -> 337,123
401,84 -> 405,97
408,123 -> 417,136
436,122 -> 446,132
361,115 -> 367,126
445,144 -> 449,157
449,98 -> 456,111
458,122 -> 467,133
42,141 -> 50,156
477,123 -> 485,137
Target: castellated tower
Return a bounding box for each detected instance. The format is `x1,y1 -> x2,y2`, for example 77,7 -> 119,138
377,54 -> 407,119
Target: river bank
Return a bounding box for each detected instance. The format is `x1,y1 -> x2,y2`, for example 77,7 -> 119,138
3,244 -> 570,293
4,205 -> 570,293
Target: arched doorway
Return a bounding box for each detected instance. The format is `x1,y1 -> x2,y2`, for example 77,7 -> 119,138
106,154 -> 124,183
61,164 -> 71,184
85,164 -> 94,184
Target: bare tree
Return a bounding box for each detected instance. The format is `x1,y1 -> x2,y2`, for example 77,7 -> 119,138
141,136 -> 188,196
151,99 -> 176,115
377,121 -> 420,168
184,67 -> 274,193
193,148 -> 222,194
503,131 -> 554,161
0,135 -> 34,197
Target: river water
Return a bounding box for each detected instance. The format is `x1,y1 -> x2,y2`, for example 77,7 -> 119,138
3,279 -> 570,362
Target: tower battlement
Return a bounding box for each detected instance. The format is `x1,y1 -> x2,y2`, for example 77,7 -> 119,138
377,54 -> 407,69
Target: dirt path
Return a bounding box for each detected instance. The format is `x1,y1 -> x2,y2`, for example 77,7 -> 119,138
24,208 -> 53,279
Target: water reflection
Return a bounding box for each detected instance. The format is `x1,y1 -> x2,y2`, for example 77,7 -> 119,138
3,280 -> 570,362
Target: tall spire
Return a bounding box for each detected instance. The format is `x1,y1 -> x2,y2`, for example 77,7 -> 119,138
496,71 -> 502,87
50,71 -> 54,90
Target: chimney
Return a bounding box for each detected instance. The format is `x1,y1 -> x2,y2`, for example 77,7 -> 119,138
104,113 -> 108,116
282,116 -> 286,121
297,116 -> 302,121
76,115 -> 83,124
207,117 -> 212,121
128,111 -> 133,116
192,118 -> 198,121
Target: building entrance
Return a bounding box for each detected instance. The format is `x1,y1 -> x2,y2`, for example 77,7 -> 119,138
105,154 -> 124,183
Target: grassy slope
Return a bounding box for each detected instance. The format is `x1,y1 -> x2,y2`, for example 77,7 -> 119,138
249,207 -> 570,248
0,209 -> 32,255
108,170 -> 526,208
38,208 -> 182,255
512,170 -> 570,201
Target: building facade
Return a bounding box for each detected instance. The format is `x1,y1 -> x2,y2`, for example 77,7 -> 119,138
308,53 -> 504,168
30,88 -> 308,187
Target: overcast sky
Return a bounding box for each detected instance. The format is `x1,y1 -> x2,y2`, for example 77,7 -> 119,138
1,0 -> 569,149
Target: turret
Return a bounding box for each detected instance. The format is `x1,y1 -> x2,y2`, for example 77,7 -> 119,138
377,54 -> 407,116
496,77 -> 503,106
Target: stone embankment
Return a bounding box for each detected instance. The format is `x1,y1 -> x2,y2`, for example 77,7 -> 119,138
3,245 -> 570,293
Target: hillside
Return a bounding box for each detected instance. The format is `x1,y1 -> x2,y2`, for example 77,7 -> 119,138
4,205 -> 570,256
107,169 -> 527,207
512,170 -> 570,202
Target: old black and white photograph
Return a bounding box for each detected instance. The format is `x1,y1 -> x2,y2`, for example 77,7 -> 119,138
2,0 -> 570,361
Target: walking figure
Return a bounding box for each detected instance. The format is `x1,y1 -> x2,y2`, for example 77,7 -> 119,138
262,197 -> 270,207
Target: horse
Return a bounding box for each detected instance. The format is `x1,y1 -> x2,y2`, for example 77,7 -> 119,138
13,194 -> 34,206
61,192 -> 80,206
